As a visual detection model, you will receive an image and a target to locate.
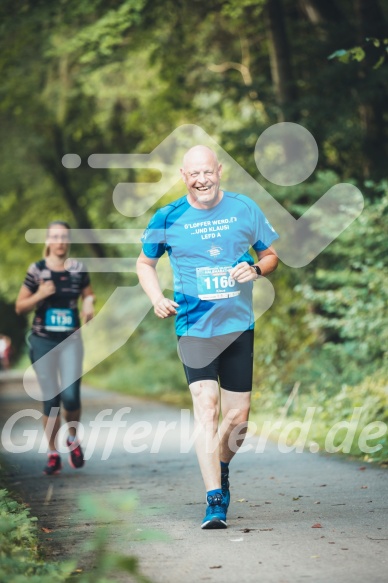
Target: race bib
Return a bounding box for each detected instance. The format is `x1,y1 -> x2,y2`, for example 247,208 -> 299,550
196,266 -> 241,300
45,308 -> 76,332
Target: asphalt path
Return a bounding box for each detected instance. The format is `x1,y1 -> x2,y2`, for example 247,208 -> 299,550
0,372 -> 387,583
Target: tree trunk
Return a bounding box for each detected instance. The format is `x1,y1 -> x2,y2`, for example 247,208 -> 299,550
354,0 -> 387,180
265,0 -> 298,121
40,125 -> 107,258
298,0 -> 343,25
297,0 -> 353,47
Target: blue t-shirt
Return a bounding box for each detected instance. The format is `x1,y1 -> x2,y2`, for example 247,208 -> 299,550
141,191 -> 279,337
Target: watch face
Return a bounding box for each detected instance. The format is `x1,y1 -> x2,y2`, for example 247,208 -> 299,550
254,265 -> 261,276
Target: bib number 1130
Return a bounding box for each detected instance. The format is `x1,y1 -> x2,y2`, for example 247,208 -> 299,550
45,308 -> 75,332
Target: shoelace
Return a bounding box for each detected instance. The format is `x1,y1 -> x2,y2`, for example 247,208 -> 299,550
207,493 -> 224,513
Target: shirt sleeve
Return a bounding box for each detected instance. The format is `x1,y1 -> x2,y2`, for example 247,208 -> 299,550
141,209 -> 167,259
250,202 -> 279,251
22,263 -> 40,294
80,267 -> 91,289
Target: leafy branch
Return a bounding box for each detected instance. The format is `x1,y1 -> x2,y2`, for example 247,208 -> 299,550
329,37 -> 388,69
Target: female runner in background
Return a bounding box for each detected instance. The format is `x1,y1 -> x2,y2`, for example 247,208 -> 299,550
16,220 -> 95,475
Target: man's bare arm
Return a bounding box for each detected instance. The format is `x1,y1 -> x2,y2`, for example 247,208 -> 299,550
229,245 -> 278,283
136,251 -> 179,319
256,245 -> 278,276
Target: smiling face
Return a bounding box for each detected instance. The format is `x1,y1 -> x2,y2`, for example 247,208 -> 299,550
180,146 -> 223,209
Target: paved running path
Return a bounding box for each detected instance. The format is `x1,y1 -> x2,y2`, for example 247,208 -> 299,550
1,373 -> 387,583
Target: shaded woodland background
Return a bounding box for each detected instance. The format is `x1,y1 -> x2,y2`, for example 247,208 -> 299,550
0,0 -> 387,458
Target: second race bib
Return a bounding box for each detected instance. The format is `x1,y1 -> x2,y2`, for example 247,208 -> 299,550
196,266 -> 241,300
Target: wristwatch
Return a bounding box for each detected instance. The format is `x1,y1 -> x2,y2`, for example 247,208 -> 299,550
252,265 -> 262,278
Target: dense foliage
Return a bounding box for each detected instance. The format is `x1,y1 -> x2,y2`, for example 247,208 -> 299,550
0,472 -> 154,582
0,486 -> 73,582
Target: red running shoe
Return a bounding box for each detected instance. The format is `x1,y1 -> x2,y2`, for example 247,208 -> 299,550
66,438 -> 85,469
43,453 -> 62,475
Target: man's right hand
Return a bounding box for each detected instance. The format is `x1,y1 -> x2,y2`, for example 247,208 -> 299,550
153,296 -> 179,319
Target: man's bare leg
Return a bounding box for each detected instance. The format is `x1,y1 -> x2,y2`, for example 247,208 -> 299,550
189,379 -> 221,491
219,389 -> 251,463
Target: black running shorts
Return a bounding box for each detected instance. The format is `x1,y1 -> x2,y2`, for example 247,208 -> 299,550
177,330 -> 254,392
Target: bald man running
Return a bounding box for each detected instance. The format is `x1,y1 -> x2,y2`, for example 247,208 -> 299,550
137,145 -> 279,529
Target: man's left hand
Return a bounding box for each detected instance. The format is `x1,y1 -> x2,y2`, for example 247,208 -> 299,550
229,262 -> 259,283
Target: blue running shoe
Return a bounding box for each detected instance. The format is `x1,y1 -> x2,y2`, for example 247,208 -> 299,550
221,469 -> 230,509
201,492 -> 227,529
